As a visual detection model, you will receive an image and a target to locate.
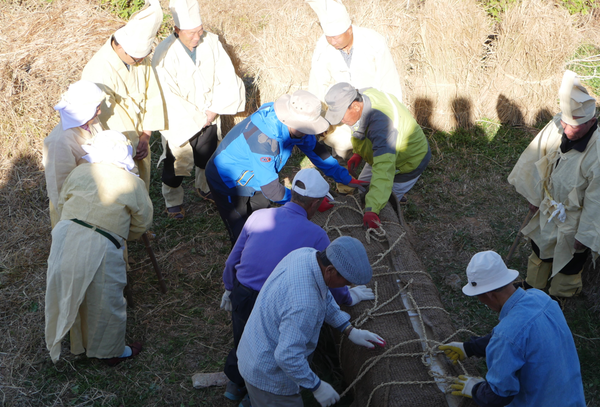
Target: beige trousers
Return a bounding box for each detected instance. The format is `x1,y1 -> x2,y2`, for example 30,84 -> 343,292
526,251 -> 583,298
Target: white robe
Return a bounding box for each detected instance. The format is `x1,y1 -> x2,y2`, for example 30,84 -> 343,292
308,25 -> 403,103
508,114 -> 600,276
152,32 -> 245,151
152,32 -> 245,198
81,37 -> 166,188
45,163 -> 153,362
42,119 -> 102,227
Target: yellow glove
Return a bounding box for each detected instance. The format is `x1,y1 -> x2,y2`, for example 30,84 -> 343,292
439,341 -> 466,364
450,375 -> 484,398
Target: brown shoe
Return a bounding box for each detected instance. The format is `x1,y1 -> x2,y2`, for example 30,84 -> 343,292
105,342 -> 143,367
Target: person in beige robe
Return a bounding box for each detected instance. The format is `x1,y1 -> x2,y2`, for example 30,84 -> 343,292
81,0 -> 165,190
45,131 -> 153,364
305,0 -> 403,194
508,70 -> 599,299
152,0 -> 245,218
43,80 -> 104,227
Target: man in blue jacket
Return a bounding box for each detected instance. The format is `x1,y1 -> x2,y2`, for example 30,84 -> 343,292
439,251 -> 585,407
206,89 -> 368,245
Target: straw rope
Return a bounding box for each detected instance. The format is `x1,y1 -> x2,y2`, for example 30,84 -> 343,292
322,197 -> 478,405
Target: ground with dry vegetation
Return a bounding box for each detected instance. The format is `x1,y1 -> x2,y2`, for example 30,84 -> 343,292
2,0 -> 600,406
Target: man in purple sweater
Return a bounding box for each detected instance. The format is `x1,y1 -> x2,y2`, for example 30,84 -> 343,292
219,168 -> 374,405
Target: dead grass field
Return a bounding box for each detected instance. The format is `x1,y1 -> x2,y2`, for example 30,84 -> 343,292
2,0 -> 600,406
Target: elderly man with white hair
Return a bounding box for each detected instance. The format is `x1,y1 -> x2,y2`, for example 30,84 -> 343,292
205,89 -> 368,246
220,168 -> 374,404
152,0 -> 246,219
45,131 -> 153,366
238,236 -> 385,407
43,80 -> 105,227
305,0 -> 403,193
82,0 -> 165,190
438,251 -> 585,406
508,70 -> 600,302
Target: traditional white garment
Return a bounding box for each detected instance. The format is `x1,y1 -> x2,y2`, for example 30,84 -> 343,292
308,25 -> 402,159
308,25 -> 402,103
45,162 -> 152,362
152,31 -> 245,200
42,119 -> 102,227
508,114 -> 600,276
81,37 -> 166,189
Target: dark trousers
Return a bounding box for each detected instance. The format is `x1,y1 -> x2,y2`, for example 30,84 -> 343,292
208,183 -> 270,247
531,240 -> 589,275
224,280 -> 259,386
161,124 -> 218,188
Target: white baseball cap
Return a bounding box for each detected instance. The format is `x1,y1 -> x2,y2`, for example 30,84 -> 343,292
462,251 -> 519,296
291,168 -> 334,200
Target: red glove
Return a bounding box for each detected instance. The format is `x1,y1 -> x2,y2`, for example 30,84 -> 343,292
348,178 -> 369,193
347,153 -> 362,177
318,197 -> 334,212
363,212 -> 381,229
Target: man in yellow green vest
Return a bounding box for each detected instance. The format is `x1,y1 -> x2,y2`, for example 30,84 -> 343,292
325,82 -> 430,228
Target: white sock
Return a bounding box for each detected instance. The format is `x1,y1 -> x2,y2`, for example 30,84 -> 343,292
119,346 -> 132,358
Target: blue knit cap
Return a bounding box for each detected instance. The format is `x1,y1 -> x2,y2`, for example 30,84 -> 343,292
326,236 -> 372,285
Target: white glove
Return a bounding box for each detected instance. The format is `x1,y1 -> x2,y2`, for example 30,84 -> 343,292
313,380 -> 340,407
220,290 -> 232,311
348,285 -> 375,306
348,328 -> 386,349
451,375 -> 485,398
439,341 -> 466,364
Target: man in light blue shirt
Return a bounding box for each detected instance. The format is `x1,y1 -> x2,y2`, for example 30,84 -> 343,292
439,251 -> 585,407
237,236 -> 385,407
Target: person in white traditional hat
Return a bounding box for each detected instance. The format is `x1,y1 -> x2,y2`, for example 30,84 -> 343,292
305,0 -> 403,194
43,80 -> 105,227
508,70 -> 599,302
152,0 -> 246,219
219,168 -> 375,405
438,251 -> 585,406
81,0 -> 165,191
45,130 -> 153,367
205,89 -> 368,246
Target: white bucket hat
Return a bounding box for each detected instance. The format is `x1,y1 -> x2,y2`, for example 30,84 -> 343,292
462,251 -> 519,296
274,90 -> 330,135
170,0 -> 202,30
292,168 -> 334,200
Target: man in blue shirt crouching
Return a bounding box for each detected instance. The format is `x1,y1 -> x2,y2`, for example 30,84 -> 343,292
439,251 -> 585,406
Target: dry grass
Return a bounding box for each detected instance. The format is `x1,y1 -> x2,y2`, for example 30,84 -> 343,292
2,0 -> 600,405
